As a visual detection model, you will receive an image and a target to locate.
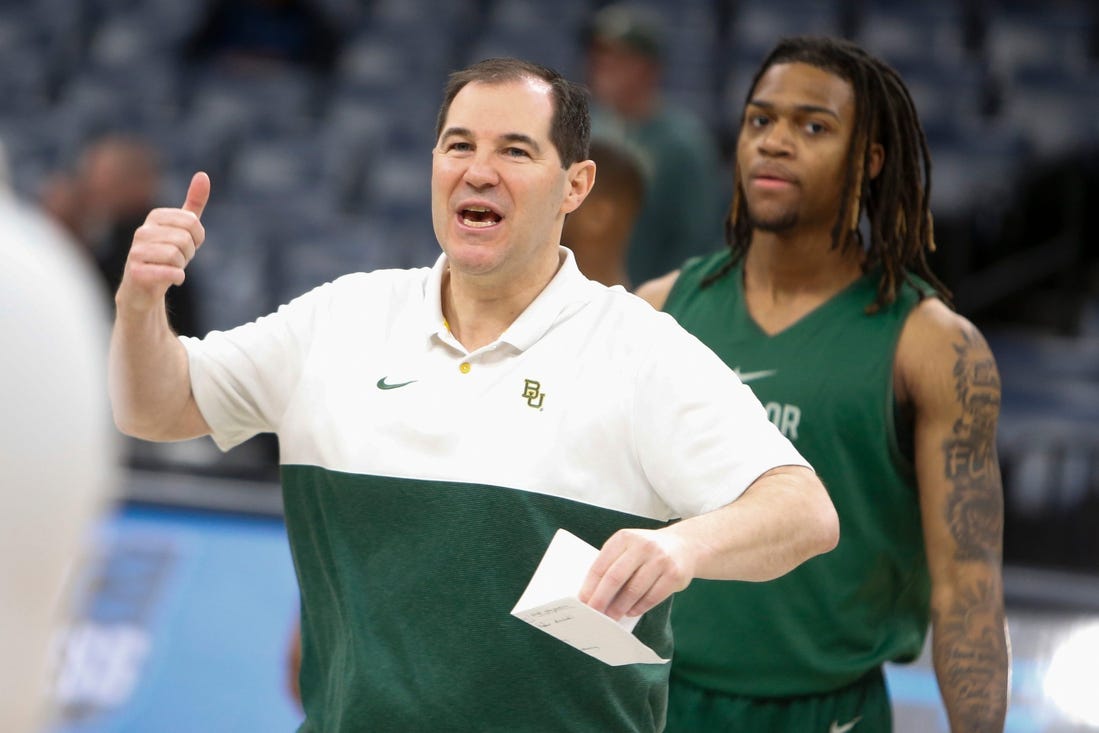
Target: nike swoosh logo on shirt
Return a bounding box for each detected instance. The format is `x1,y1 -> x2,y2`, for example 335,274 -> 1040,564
732,368 -> 777,384
829,716 -> 862,733
376,377 -> 417,390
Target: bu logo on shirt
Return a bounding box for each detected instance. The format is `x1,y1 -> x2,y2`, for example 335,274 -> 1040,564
522,379 -> 545,408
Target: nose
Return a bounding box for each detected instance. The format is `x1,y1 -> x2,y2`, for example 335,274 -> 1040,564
462,151 -> 500,188
758,119 -> 794,157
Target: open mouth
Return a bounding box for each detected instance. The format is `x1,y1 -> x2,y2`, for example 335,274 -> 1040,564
460,206 -> 503,228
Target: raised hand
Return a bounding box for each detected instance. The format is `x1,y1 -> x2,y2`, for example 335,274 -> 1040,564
117,172 -> 210,313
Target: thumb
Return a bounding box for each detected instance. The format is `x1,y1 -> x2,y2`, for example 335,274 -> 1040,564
182,171 -> 211,219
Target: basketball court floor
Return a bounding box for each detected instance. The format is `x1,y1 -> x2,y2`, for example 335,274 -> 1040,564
45,470 -> 1099,733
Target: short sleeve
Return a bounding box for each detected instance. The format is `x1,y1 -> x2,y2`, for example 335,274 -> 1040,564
181,281 -> 333,451
632,317 -> 811,518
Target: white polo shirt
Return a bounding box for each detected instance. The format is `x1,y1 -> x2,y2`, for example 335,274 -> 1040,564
180,247 -> 809,731
183,248 -> 805,522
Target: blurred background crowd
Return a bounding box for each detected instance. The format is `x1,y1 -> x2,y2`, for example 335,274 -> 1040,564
2,0 -> 1098,730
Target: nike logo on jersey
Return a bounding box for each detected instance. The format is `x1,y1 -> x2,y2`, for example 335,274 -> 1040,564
376,377 -> 417,390
829,716 -> 862,733
732,367 -> 777,384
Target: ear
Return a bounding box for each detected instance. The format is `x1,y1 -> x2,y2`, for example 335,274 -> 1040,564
561,159 -> 597,215
867,142 -> 885,180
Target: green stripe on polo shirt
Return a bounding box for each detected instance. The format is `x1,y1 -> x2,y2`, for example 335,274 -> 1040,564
283,464 -> 673,733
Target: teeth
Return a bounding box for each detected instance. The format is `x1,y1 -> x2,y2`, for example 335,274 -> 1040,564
459,205 -> 500,228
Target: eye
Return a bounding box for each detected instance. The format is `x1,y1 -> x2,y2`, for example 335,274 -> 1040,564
504,146 -> 531,158
446,141 -> 473,153
746,114 -> 770,129
804,121 -> 828,135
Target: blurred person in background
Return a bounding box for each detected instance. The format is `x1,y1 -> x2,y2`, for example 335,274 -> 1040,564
0,141 -> 118,733
638,36 -> 1009,732
583,2 -> 727,286
561,136 -> 646,288
41,134 -> 201,338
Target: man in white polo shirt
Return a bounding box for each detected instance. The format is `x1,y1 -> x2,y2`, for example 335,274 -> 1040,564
108,57 -> 838,732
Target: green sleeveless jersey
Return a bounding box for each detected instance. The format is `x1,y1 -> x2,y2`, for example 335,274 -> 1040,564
664,252 -> 931,696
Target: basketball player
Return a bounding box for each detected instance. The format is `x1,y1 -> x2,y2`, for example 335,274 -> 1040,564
638,37 -> 1009,731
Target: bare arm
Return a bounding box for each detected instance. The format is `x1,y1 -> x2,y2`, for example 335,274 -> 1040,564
633,270 -> 680,310
109,172 -> 213,441
899,300 -> 1009,732
580,464 -> 838,619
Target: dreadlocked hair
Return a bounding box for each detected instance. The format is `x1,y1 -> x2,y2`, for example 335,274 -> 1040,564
702,35 -> 951,313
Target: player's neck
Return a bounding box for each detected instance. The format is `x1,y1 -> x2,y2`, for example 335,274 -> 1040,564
441,250 -> 563,352
744,230 -> 863,298
741,231 -> 863,335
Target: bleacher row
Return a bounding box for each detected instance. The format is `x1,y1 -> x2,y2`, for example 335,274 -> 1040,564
1,0 -> 1096,322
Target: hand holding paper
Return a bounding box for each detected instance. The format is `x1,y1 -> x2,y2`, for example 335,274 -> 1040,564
579,525 -> 694,619
511,529 -> 670,666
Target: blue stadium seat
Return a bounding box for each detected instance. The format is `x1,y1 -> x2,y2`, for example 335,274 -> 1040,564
57,62 -> 183,131
732,0 -> 842,60
0,41 -> 53,115
185,199 -> 278,333
228,135 -> 340,202
1000,64 -> 1099,157
336,34 -> 408,94
362,149 -> 431,220
660,0 -> 724,130
464,27 -> 581,80
985,3 -> 1091,80
990,326 -> 1099,525
858,2 -> 967,69
272,216 -> 403,304
891,59 -> 986,136
0,111 -> 77,198
337,27 -> 450,97
183,67 -> 322,139
928,123 -> 1029,220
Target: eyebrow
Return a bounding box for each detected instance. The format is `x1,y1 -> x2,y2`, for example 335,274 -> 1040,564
439,127 -> 543,154
501,133 -> 541,154
747,100 -> 841,121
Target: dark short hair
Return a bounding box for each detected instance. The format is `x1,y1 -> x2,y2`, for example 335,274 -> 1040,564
435,57 -> 591,168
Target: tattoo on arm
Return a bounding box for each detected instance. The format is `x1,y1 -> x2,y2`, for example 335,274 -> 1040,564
934,325 -> 1008,731
931,582 -> 1007,730
941,327 -> 1003,562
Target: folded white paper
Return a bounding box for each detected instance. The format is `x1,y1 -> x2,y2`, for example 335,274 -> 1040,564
511,528 -> 669,666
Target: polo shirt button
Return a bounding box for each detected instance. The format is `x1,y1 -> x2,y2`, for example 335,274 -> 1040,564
459,362 -> 471,374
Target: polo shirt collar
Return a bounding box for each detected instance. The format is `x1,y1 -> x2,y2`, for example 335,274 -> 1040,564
422,253 -> 451,343
421,247 -> 594,353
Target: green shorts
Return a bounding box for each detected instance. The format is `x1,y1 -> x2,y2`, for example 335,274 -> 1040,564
665,668 -> 891,733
